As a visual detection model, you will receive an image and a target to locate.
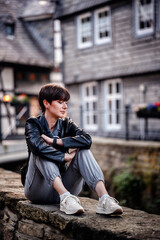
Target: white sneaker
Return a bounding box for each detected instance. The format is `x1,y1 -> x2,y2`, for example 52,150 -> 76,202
96,196 -> 123,215
60,195 -> 84,215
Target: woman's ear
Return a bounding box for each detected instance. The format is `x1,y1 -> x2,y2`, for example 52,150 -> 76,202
43,99 -> 49,110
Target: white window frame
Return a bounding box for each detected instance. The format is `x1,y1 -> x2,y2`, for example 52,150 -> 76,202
94,6 -> 112,45
104,79 -> 122,131
82,82 -> 98,131
77,12 -> 93,49
134,0 -> 155,37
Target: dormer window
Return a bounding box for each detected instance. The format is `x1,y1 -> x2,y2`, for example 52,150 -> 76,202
4,15 -> 15,39
5,23 -> 15,37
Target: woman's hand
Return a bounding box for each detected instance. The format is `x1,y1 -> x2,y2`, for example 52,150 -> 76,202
41,134 -> 77,162
56,138 -> 63,146
41,134 -> 53,145
41,134 -> 64,146
64,150 -> 77,162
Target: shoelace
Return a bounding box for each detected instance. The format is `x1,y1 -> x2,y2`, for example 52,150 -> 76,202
63,195 -> 81,205
102,196 -> 119,207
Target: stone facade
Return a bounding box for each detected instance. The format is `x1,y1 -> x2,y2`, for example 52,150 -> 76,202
56,0 -> 160,140
58,0 -> 160,83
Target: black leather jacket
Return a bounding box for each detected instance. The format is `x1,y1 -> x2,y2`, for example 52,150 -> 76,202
25,114 -> 92,167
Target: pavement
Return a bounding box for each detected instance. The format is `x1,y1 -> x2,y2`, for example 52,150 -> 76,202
0,140 -> 28,164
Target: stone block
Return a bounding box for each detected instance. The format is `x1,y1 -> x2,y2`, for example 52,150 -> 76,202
18,219 -> 44,238
0,209 -> 4,219
4,206 -> 18,223
0,196 -> 5,210
3,212 -> 9,222
3,224 -> 15,240
16,231 -> 43,240
44,225 -> 66,240
17,200 -> 58,223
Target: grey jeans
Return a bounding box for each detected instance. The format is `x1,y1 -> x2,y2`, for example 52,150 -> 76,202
24,149 -> 104,204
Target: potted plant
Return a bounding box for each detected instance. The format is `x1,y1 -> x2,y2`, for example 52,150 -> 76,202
136,102 -> 160,118
11,94 -> 30,106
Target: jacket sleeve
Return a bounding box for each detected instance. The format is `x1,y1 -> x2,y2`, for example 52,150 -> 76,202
61,117 -> 92,149
25,118 -> 65,163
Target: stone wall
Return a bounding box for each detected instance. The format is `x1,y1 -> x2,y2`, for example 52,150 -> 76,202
91,137 -> 160,213
91,137 -> 160,175
1,168 -> 160,240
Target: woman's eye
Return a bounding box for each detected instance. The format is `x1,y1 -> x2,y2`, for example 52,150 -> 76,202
58,101 -> 68,105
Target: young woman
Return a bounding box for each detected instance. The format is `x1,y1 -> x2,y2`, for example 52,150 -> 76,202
24,83 -> 123,215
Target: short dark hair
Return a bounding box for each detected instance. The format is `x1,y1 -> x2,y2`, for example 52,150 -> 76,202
38,83 -> 70,112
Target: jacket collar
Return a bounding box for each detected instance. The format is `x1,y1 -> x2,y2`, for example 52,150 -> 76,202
38,114 -> 61,137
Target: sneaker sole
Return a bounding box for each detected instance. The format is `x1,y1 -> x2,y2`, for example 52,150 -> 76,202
96,208 -> 123,215
60,207 -> 84,215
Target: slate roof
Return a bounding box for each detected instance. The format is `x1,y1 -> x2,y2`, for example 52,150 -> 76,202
20,0 -> 54,19
55,0 -> 111,19
0,0 -> 55,68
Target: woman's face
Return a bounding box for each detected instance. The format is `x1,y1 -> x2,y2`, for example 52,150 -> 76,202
45,99 -> 68,119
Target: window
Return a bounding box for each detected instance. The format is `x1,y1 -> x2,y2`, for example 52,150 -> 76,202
40,73 -> 48,82
15,70 -> 49,83
77,7 -> 112,48
82,82 -> 98,130
104,80 -> 122,130
5,23 -> 15,37
94,7 -> 111,44
77,13 -> 92,49
134,0 -> 154,36
29,73 -> 36,82
4,15 -> 15,39
16,72 -> 23,81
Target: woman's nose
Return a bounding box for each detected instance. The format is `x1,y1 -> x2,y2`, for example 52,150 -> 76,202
63,102 -> 67,108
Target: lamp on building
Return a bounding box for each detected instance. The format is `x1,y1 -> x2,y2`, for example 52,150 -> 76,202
3,95 -> 12,103
38,0 -> 48,5
38,0 -> 59,5
139,84 -> 147,94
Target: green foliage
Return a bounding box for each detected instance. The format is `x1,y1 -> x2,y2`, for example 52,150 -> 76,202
147,199 -> 160,214
126,155 -> 136,166
111,167 -> 160,214
112,170 -> 145,209
11,94 -> 30,104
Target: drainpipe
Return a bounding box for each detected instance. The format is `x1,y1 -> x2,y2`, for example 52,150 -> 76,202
125,104 -> 130,140
139,84 -> 147,139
